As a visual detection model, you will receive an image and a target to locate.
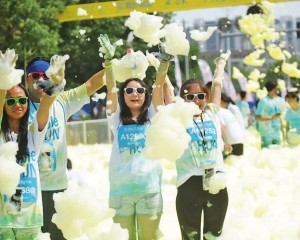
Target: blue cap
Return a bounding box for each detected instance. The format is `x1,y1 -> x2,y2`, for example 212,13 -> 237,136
26,60 -> 50,75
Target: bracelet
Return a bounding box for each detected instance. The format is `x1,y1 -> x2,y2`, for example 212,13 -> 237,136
102,62 -> 112,69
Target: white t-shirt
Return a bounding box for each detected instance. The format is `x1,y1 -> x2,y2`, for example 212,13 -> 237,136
0,117 -> 47,228
227,103 -> 245,129
176,103 -> 224,187
218,108 -> 245,145
107,103 -> 162,196
29,84 -> 90,191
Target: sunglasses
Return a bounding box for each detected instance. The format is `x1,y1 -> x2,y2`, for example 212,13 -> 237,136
185,93 -> 206,101
28,72 -> 49,80
124,87 -> 146,95
5,97 -> 28,107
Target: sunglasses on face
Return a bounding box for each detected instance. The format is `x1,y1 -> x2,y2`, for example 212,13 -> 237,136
185,93 -> 206,101
124,87 -> 146,95
28,72 -> 49,80
5,97 -> 28,107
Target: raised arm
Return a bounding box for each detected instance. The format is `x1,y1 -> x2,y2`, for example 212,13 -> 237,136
152,61 -> 169,109
152,44 -> 173,109
210,53 -> 230,106
0,90 -> 5,117
36,94 -> 56,131
163,75 -> 176,104
34,54 -> 68,130
98,34 -> 118,114
85,69 -> 106,96
105,62 -> 118,114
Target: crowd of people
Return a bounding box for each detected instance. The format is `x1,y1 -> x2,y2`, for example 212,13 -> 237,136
1,36 -> 300,240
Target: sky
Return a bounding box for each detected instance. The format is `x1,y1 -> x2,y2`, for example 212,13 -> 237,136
173,1 -> 300,27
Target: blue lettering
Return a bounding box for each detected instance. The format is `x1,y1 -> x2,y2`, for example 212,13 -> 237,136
22,163 -> 36,178
29,151 -> 36,162
45,128 -> 60,141
48,116 -> 59,128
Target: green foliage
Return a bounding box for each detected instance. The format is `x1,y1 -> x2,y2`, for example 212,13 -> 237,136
59,16 -> 129,89
59,5 -> 172,90
0,0 -> 64,70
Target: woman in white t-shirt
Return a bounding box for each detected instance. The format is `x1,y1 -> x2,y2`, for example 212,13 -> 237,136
176,57 -> 229,240
99,34 -> 171,240
0,49 -> 61,240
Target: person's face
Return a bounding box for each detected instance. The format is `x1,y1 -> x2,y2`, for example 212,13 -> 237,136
25,71 -> 48,102
268,88 -> 278,98
4,86 -> 28,120
183,83 -> 207,110
123,80 -> 146,112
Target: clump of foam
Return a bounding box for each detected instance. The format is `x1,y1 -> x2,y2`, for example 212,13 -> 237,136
112,48 -> 149,82
190,26 -> 218,42
144,98 -> 200,162
0,142 -> 25,197
162,23 -> 190,56
52,184 -> 116,239
0,49 -> 23,90
125,10 -> 165,46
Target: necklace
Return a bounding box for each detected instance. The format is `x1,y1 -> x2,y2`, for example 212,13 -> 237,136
30,99 -> 38,111
193,112 -> 207,152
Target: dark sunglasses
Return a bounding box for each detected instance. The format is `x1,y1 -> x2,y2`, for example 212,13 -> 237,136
185,93 -> 206,101
28,72 -> 49,80
124,87 -> 146,95
5,97 -> 28,107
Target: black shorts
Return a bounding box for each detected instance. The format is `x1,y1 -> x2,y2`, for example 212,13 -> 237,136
176,176 -> 228,239
41,190 -> 66,240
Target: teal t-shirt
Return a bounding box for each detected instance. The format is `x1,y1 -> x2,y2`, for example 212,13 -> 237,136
256,96 -> 281,136
285,108 -> 300,134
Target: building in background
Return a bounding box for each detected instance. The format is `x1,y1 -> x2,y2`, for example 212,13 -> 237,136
187,15 -> 300,62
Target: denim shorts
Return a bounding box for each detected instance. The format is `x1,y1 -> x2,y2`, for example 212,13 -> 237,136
109,192 -> 163,217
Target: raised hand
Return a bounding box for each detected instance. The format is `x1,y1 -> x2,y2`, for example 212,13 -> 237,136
213,51 -> 231,87
34,79 -> 66,96
98,34 -> 116,61
0,49 -> 23,90
154,43 -> 174,62
0,48 -> 18,67
45,54 -> 69,84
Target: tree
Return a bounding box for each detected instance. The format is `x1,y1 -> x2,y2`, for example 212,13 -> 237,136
59,0 -> 172,90
0,0 -> 65,70
0,0 -> 173,90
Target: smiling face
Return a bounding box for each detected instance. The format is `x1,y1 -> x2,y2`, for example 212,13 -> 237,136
123,80 -> 146,115
4,86 -> 28,121
182,83 -> 208,110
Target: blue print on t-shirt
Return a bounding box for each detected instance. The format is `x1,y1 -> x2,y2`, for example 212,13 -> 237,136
187,120 -> 218,153
118,124 -> 146,154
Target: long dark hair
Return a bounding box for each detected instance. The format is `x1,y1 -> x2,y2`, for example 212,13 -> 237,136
119,78 -> 150,125
1,84 -> 29,164
221,92 -> 235,105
